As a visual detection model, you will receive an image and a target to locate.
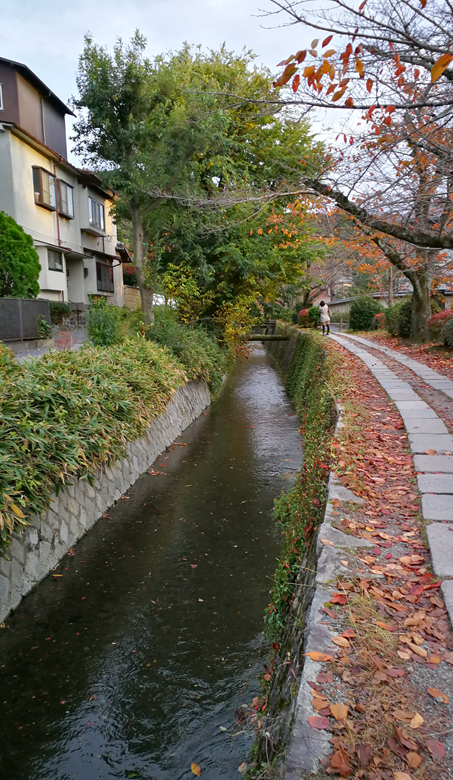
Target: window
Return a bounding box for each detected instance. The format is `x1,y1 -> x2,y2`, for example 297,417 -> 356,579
88,197 -> 105,231
96,261 -> 114,293
33,167 -> 56,210
0,85 -> 3,111
57,180 -> 74,218
48,249 -> 63,272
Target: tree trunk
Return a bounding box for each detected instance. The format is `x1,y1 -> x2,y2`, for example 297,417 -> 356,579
409,267 -> 431,342
132,207 -> 154,324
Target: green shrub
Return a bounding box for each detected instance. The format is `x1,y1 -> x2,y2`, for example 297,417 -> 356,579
0,337 -> 186,546
86,298 -> 125,346
145,311 -> 228,396
308,305 -> 321,327
350,296 -> 384,331
49,301 -> 71,325
442,318 -> 453,347
372,312 -> 385,330
385,300 -> 412,337
37,315 -> 51,339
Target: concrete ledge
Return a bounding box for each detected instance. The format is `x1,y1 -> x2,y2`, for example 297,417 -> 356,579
4,338 -> 55,353
421,494 -> 453,521
418,474 -> 453,494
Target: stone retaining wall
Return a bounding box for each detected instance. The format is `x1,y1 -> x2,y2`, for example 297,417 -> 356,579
0,380 -> 211,623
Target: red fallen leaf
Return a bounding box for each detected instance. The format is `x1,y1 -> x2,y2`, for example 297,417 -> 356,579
371,546 -> 381,556
330,593 -> 348,605
376,621 -> 396,631
342,628 -> 356,638
426,738 -> 446,760
323,607 -> 338,618
330,749 -> 352,777
387,668 -> 405,677
387,736 -> 407,760
317,670 -> 334,683
308,715 -> 330,730
356,743 -> 373,766
395,726 -> 417,750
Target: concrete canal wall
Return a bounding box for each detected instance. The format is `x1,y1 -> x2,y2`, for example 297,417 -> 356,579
0,380 -> 211,623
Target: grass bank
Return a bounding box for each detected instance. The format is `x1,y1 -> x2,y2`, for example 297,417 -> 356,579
0,324 -> 227,549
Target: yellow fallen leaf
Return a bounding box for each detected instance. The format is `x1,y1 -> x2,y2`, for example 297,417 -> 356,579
191,763 -> 201,775
330,703 -> 349,720
410,713 -> 424,729
305,651 -> 334,662
397,650 -> 411,660
406,752 -> 422,769
408,643 -> 427,658
320,538 -> 335,546
394,773 -> 413,780
331,636 -> 350,648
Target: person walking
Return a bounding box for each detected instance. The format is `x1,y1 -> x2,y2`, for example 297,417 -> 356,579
319,300 -> 330,335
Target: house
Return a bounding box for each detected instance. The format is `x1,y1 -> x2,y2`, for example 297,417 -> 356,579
0,57 -> 128,310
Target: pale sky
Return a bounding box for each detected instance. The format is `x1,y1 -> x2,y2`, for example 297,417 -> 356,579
1,0 -> 306,109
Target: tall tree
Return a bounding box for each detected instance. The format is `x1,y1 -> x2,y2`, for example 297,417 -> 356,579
72,35 -> 317,323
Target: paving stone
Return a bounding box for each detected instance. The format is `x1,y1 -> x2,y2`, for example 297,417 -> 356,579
421,494 -> 453,521
408,433 -> 453,453
417,473 -> 453,494
400,408 -> 439,420
394,400 -> 431,410
414,454 -> 453,472
405,418 -> 448,434
440,580 -> 453,629
426,523 -> 453,577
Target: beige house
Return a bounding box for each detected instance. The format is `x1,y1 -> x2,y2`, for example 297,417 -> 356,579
0,57 -> 128,309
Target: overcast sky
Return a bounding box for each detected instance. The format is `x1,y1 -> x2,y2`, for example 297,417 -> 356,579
1,0 -> 307,104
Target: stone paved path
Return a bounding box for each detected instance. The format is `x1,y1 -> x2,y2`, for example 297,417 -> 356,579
329,333 -> 453,624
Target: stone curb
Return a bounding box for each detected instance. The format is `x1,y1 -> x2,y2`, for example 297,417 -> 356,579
329,334 -> 453,626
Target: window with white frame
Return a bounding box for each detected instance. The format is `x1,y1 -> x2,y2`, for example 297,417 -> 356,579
48,249 -> 63,272
33,167 -> 56,210
57,179 -> 74,218
88,197 -> 105,231
0,85 -> 3,111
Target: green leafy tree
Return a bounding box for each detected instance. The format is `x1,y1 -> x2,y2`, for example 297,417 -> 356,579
0,211 -> 40,298
72,34 -> 319,325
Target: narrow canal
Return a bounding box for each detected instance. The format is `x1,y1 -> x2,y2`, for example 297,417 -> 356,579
0,345 -> 302,780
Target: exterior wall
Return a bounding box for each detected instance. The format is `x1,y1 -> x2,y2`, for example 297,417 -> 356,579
42,100 -> 67,159
0,130 -> 15,215
17,73 -> 43,144
0,62 -> 20,125
35,245 -> 66,300
0,380 -> 211,624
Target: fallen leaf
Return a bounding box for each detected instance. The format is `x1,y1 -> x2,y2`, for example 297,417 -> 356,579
397,650 -> 411,660
388,736 -> 407,760
191,763 -> 201,776
424,449 -> 437,455
393,710 -> 414,723
305,651 -> 334,662
426,738 -> 446,760
332,636 -> 351,648
387,668 -> 405,677
356,743 -> 373,766
308,715 -> 330,730
330,593 -> 348,605
407,642 -> 427,657
312,697 -> 329,711
330,749 -> 352,776
427,687 -> 449,703
406,752 -> 422,769
342,628 -> 356,638
317,670 -> 334,684
238,763 -> 247,774
409,713 -> 424,729
394,773 -> 412,780
321,538 -> 335,546
330,703 -> 349,720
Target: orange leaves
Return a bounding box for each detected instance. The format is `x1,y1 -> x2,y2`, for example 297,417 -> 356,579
330,703 -> 349,720
292,74 -> 300,93
322,35 -> 333,47
427,687 -> 449,703
431,52 -> 453,82
305,651 -> 334,662
355,57 -> 364,78
303,65 -> 316,78
330,749 -> 351,776
366,78 -> 373,93
332,635 -> 351,648
191,763 -> 201,775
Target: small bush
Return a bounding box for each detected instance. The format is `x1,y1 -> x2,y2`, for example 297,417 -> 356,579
372,312 -> 385,330
86,298 -> 125,346
308,305 -> 321,327
385,301 -> 412,337
297,308 -> 310,327
145,312 -> 228,396
442,318 -> 453,347
427,311 -> 453,338
350,296 -> 384,331
37,315 -> 51,339
49,301 -> 71,325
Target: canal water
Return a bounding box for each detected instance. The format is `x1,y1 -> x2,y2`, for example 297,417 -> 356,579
0,345 -> 302,780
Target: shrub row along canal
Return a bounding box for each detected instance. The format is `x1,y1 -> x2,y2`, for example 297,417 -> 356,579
0,344 -> 302,780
